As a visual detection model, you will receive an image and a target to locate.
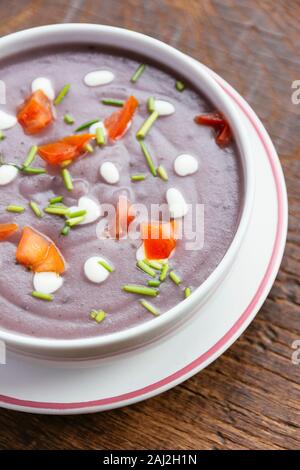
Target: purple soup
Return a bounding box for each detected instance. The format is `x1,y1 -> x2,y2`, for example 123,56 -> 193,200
0,46 -> 243,339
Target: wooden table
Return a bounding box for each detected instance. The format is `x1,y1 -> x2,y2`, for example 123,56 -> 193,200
0,0 -> 299,450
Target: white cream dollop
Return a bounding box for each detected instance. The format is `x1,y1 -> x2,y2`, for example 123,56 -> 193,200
33,272 -> 64,294
84,256 -> 110,284
0,110 -> 17,130
0,164 -> 18,186
154,100 -> 175,116
166,188 -> 188,218
67,196 -> 101,225
84,70 -> 115,87
174,154 -> 199,176
100,161 -> 119,184
31,77 -> 55,100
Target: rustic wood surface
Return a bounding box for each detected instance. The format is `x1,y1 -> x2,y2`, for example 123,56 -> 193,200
0,0 -> 299,450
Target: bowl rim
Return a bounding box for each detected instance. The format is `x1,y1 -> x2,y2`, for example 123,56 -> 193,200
0,23 -> 255,354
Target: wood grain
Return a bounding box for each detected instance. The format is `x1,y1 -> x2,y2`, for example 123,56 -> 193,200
0,0 -> 299,450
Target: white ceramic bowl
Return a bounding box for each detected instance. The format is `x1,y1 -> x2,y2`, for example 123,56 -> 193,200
0,24 -> 254,361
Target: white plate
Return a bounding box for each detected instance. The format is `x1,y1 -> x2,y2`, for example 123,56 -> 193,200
0,66 -> 288,415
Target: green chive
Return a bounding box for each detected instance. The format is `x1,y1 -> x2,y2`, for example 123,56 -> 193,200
66,209 -> 87,219
131,63 -> 146,83
60,160 -> 72,168
0,130 -> 5,141
44,206 -> 69,216
29,201 -> 42,218
66,215 -> 85,227
131,174 -> 146,182
122,285 -> 158,296
144,259 -> 163,270
21,167 -> 46,175
176,80 -> 185,92
157,165 -> 168,181
23,145 -> 38,168
140,299 -> 159,316
147,279 -> 161,287
136,110 -> 159,140
96,127 -> 105,146
137,260 -> 156,278
169,270 -> 182,285
32,291 -> 53,301
84,143 -> 94,154
90,309 -> 106,324
139,141 -> 157,176
6,205 -> 25,213
64,113 -> 75,125
49,196 -> 63,204
75,119 -> 99,132
98,259 -> 115,273
61,168 -> 73,191
159,263 -> 169,282
102,98 -> 125,107
61,225 -> 70,236
54,83 -> 70,105
147,96 -> 155,113
184,287 -> 191,298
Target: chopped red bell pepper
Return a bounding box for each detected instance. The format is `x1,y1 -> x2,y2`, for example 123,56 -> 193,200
114,197 -> 135,239
0,223 -> 19,241
16,226 -> 65,274
194,112 -> 232,147
104,95 -> 139,141
141,221 -> 177,260
17,90 -> 54,134
38,134 -> 94,165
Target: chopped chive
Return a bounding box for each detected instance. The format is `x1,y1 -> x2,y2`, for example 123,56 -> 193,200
90,309 -> 106,323
23,145 -> 38,168
131,174 -> 146,182
61,168 -> 73,191
54,83 -> 70,105
29,201 -> 42,218
44,206 -> 69,216
66,215 -> 85,227
136,110 -> 159,140
64,113 -> 75,125
96,127 -> 105,146
32,291 -> 53,301
147,279 -> 161,287
84,143 -> 94,153
6,205 -> 25,213
0,130 -> 5,141
122,285 -> 158,296
131,63 -> 146,83
66,209 -> 87,219
176,80 -> 185,92
61,225 -> 70,236
137,260 -> 156,278
140,299 -> 159,316
98,259 -> 115,273
184,287 -> 191,298
75,119 -> 99,132
159,263 -> 169,282
49,196 -> 63,204
157,165 -> 168,181
139,141 -> 157,176
101,98 -> 125,107
169,270 -> 182,285
21,167 -> 46,175
147,96 -> 155,113
60,159 -> 72,168
144,259 -> 163,270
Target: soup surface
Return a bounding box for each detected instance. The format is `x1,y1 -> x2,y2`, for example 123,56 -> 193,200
0,46 -> 243,339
